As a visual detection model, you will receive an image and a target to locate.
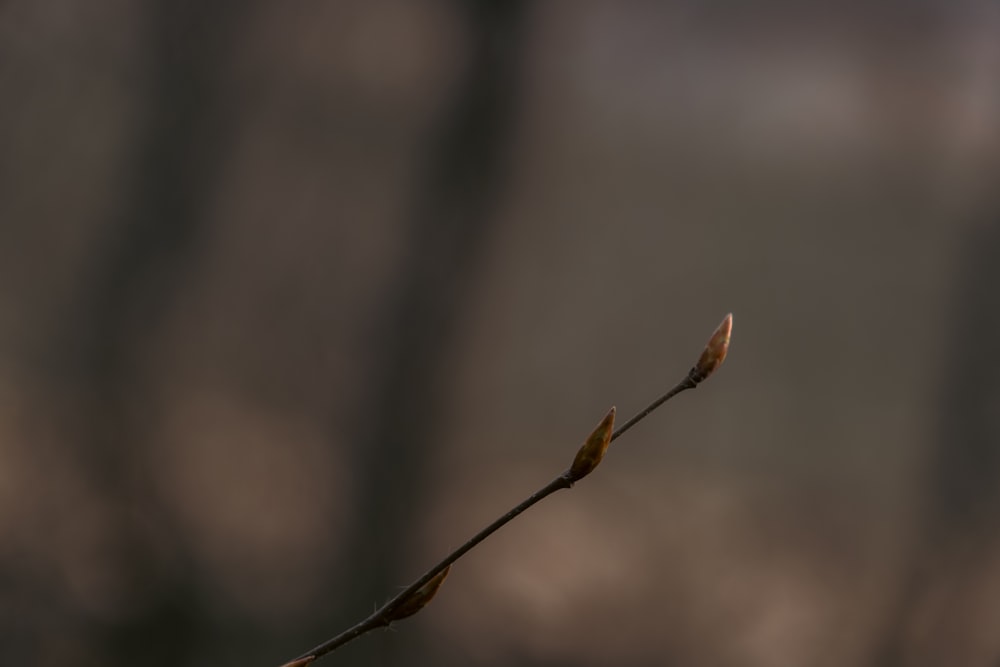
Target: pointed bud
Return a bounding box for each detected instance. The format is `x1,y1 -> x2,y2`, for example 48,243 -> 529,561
567,407 -> 616,482
387,566 -> 451,622
690,313 -> 732,384
279,657 -> 315,667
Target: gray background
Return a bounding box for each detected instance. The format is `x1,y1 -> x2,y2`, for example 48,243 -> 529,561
1,2 -> 999,666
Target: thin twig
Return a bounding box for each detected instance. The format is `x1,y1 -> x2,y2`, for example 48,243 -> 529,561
609,374 -> 697,444
287,378 -> 696,664
281,314 -> 732,666
291,474 -> 573,662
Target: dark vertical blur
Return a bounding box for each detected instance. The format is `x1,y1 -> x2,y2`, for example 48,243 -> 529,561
876,204 -> 1000,667
47,2 -> 249,665
315,1 -> 528,665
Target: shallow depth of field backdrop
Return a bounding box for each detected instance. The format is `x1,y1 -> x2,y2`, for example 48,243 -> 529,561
2,2 -> 999,666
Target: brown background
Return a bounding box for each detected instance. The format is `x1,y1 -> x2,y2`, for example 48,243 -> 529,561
1,2 -> 999,666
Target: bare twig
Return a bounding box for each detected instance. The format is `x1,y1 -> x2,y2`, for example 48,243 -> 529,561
280,314 -> 733,666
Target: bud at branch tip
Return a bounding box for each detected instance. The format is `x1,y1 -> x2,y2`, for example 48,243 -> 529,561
691,313 -> 732,384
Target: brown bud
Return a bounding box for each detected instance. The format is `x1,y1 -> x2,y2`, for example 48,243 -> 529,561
568,406 -> 616,481
387,566 -> 451,622
691,313 -> 732,383
279,657 -> 315,667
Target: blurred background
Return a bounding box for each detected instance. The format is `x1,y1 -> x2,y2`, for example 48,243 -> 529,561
2,1 -> 999,666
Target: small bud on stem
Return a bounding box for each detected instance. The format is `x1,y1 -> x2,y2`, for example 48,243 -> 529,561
567,407 -> 616,482
279,658 -> 316,667
386,566 -> 451,621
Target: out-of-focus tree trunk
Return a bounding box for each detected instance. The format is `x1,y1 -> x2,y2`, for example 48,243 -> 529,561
321,1 -> 529,664
47,2 -> 249,664
874,209 -> 1000,666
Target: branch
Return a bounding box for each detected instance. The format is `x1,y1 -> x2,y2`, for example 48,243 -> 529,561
279,313 -> 733,666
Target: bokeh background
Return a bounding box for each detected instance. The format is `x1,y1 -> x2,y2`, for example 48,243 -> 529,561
2,2 -> 999,666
